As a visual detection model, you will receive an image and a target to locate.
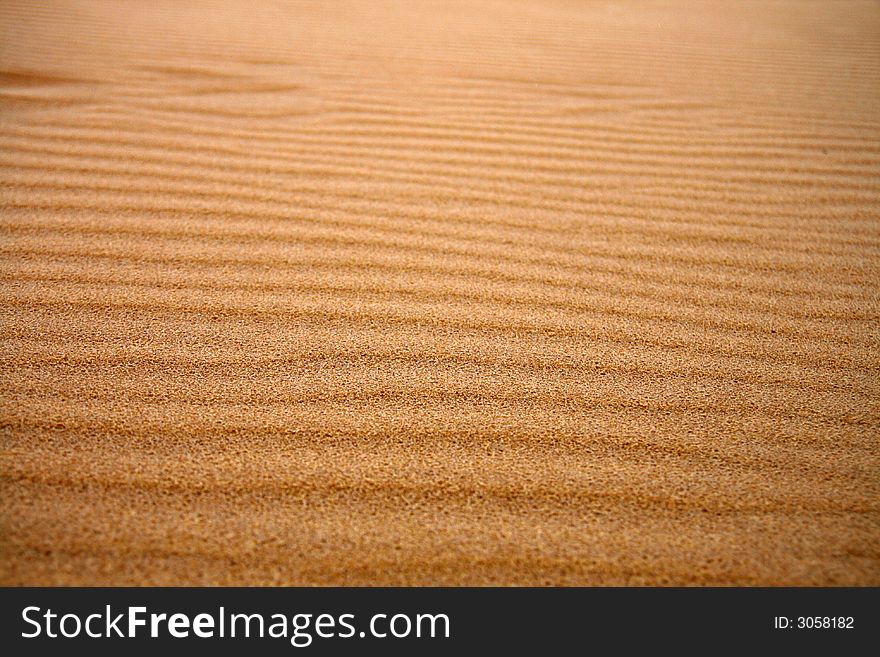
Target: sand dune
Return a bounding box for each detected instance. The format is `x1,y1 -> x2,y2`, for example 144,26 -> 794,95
1,0 -> 879,585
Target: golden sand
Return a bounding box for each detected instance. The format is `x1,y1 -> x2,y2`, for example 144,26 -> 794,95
1,1 -> 879,585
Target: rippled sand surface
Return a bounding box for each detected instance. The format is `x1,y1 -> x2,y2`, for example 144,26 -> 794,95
1,1 -> 879,585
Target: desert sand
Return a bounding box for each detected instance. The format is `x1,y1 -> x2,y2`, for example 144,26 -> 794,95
0,0 -> 878,586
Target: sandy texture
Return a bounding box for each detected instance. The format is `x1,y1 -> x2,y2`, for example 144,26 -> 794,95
1,0 -> 879,586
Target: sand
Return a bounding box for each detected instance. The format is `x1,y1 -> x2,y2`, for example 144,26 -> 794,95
0,0 -> 878,586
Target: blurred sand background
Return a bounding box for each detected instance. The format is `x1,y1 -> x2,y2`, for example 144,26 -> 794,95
0,0 -> 878,585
